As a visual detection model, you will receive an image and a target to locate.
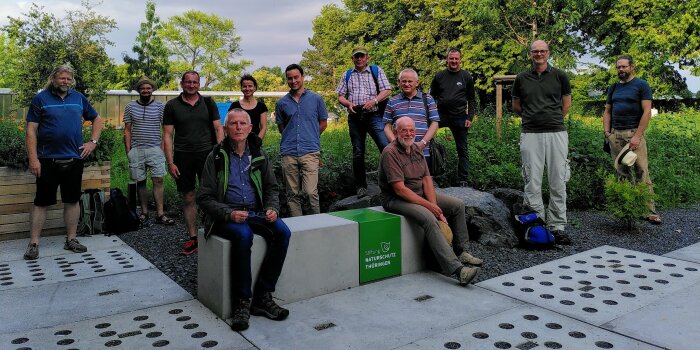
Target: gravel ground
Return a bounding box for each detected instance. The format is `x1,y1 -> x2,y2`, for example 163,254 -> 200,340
119,205 -> 700,297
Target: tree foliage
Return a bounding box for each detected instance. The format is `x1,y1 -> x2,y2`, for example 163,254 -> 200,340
159,10 -> 251,89
252,66 -> 286,92
2,1 -> 116,107
0,33 -> 20,89
122,0 -> 170,91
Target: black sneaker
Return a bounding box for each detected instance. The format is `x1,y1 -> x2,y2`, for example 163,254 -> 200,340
230,299 -> 251,331
251,292 -> 289,321
551,230 -> 572,245
24,243 -> 39,260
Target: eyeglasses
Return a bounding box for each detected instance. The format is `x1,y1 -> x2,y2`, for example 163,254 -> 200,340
530,50 -> 549,55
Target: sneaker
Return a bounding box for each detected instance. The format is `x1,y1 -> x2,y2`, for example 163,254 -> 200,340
458,252 -> 483,266
251,292 -> 289,321
357,187 -> 368,199
457,266 -> 480,286
24,243 -> 39,260
64,238 -> 87,253
180,238 -> 198,255
551,230 -> 572,245
230,299 -> 251,331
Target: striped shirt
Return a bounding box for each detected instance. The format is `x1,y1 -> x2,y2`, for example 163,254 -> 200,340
382,90 -> 440,156
335,65 -> 391,112
123,99 -> 164,148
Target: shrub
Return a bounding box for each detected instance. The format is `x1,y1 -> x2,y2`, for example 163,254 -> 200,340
604,174 -> 655,230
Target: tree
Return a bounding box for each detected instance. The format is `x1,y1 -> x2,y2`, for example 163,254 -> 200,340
2,1 -> 116,107
0,33 -> 20,88
252,66 -> 286,91
122,0 -> 170,90
159,10 -> 251,89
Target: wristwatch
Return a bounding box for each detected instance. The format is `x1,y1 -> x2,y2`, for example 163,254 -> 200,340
90,139 -> 98,144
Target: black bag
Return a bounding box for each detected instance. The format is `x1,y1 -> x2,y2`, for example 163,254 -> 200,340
104,188 -> 140,234
77,189 -> 105,236
421,92 -> 447,176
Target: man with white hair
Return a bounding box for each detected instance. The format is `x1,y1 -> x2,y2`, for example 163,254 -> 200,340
378,116 -> 482,286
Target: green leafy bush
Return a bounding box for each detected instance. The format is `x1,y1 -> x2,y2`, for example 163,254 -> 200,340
604,174 -> 655,230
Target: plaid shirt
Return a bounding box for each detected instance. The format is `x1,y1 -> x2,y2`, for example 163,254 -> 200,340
336,65 -> 391,112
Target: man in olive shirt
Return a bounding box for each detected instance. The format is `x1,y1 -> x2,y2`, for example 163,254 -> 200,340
512,40 -> 572,245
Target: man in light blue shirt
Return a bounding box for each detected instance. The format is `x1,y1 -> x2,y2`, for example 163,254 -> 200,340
275,64 -> 328,216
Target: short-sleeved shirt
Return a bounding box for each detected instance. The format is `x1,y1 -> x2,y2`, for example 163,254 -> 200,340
225,146 -> 258,208
123,99 -> 165,148
163,93 -> 219,153
512,64 -> 571,133
275,89 -> 328,157
606,78 -> 653,130
378,140 -> 429,204
335,65 -> 391,112
228,99 -> 268,135
26,89 -> 99,159
382,90 -> 440,157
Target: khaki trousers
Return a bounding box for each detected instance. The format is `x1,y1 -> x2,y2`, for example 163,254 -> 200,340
281,152 -> 320,216
608,128 -> 657,215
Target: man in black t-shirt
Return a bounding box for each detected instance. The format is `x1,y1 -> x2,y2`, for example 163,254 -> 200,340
163,70 -> 224,255
430,48 -> 477,185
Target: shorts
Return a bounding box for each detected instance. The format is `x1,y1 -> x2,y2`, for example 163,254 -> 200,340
128,146 -> 166,182
34,158 -> 84,206
173,149 -> 211,193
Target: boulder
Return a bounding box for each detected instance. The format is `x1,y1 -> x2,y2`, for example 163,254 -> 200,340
328,184 -> 382,212
438,187 -> 519,248
488,188 -> 525,215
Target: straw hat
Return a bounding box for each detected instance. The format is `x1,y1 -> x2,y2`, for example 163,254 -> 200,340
615,143 -> 638,168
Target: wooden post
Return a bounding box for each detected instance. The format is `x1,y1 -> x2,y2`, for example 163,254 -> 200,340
496,82 -> 503,141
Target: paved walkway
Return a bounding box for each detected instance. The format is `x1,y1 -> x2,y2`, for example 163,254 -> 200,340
1,234 -> 698,349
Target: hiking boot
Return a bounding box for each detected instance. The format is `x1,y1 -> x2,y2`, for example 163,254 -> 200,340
251,292 -> 289,321
357,187 -> 368,199
456,266 -> 480,286
180,238 -> 198,255
458,252 -> 483,266
551,230 -> 572,245
230,299 -> 251,331
24,243 -> 39,260
64,238 -> 87,253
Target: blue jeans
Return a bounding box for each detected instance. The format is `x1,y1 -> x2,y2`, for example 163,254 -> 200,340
349,112 -> 389,189
214,213 -> 291,300
439,117 -> 469,182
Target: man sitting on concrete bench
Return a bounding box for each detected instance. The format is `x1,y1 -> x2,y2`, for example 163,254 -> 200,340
197,108 -> 292,331
378,117 -> 483,286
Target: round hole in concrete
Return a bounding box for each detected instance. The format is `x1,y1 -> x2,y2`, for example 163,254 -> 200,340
643,259 -> 655,263
612,269 -> 625,273
578,280 -> 591,285
502,282 -> 515,287
59,264 -> 70,268
634,274 -> 647,279
621,292 -> 636,298
639,286 -> 653,291
624,255 -> 636,258
119,261 -> 129,265
663,263 -> 676,267
444,341 -> 462,349
99,331 -> 116,337
1,281 -> 15,285
522,276 -> 534,280
559,275 -> 572,280
64,273 -> 77,277
580,293 -> 594,298
607,259 -> 620,263
95,323 -> 111,329
523,314 -> 539,321
499,323 -> 514,329
593,264 -> 606,268
575,270 -> 588,274
0,276 -> 12,281
84,257 -> 95,261
544,341 -> 563,349
0,263 -> 7,267
107,250 -> 118,253
521,332 -> 537,339
591,255 -> 602,259
91,265 -> 103,269
29,268 -> 41,272
61,269 -> 74,273
629,264 -> 641,268
115,257 -> 126,261
520,288 -> 534,292
595,341 -> 614,349
146,332 -> 162,338
122,265 -> 134,268
575,260 -> 587,264
31,273 -> 44,277
648,268 -> 661,273
54,330 -> 71,336
110,254 -> 121,257
94,269 -> 106,273
560,300 -> 575,305
0,271 -> 10,276
87,261 -> 99,265
494,341 -> 511,349
560,287 -> 574,292
183,323 -> 199,329
603,300 -> 618,305
541,270 -> 553,274
152,340 -> 169,347
169,309 -> 183,314
191,332 -> 207,339
596,275 -> 609,279
606,250 -> 618,254
81,253 -> 92,257
105,339 -> 121,347
133,315 -> 148,321
176,316 -> 191,322
670,273 -> 684,278
545,323 -> 562,329
57,338 -> 75,345
655,279 -> 669,284
599,286 -> 613,291
540,281 -> 553,286
568,331 -> 586,338
583,307 -> 598,313
558,265 -> 571,269
139,323 -> 156,329
540,294 -> 554,299
11,337 -> 29,344
54,257 -> 66,261
201,340 -> 218,348
616,280 -> 630,285
685,267 -> 698,272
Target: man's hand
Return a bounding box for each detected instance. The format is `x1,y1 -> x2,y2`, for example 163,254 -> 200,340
439,214 -> 448,223
167,163 -> 180,179
230,210 -> 249,223
265,209 -> 278,223
425,202 -> 443,220
362,99 -> 377,111
464,119 -> 473,128
629,134 -> 642,151
346,104 -> 357,114
79,142 -> 97,159
418,139 -> 428,150
29,158 -> 41,177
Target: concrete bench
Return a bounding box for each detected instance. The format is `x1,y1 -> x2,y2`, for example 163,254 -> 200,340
198,214 -> 359,320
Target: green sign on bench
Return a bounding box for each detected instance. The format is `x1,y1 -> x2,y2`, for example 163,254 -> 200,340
331,208 -> 401,283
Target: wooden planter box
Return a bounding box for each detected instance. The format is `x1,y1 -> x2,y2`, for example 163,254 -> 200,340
0,162 -> 110,241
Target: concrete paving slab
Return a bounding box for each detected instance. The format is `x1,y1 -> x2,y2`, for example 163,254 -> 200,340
0,245 -> 154,291
0,268 -> 192,334
397,305 -> 663,350
478,245 -> 700,325
0,300 -> 253,350
0,234 -> 126,262
604,280 -> 700,349
242,272 -> 522,350
663,242 -> 700,263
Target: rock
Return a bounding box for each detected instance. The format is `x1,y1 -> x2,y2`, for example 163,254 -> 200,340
488,188 -> 525,215
328,184 -> 382,212
438,187 -> 519,248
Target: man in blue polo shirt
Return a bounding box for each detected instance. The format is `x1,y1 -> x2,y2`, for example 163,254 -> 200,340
275,64 -> 328,216
24,64 -> 104,260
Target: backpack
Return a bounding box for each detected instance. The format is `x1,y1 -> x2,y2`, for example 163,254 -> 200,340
103,187 -> 140,235
421,92 -> 447,176
512,203 -> 555,249
77,189 -> 105,236
344,65 -> 387,116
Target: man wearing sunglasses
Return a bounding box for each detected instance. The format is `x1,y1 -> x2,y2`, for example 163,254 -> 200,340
198,108 -> 291,332
512,40 -> 573,245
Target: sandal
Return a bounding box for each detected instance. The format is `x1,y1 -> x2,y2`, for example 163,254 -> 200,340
156,214 -> 175,225
647,214 -> 662,225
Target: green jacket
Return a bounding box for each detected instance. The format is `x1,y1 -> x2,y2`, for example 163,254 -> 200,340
196,133 -> 280,239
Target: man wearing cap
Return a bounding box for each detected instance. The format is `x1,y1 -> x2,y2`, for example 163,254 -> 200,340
336,46 -> 392,198
512,40 -> 572,245
124,77 -> 173,227
430,48 -> 477,186
602,55 -> 660,224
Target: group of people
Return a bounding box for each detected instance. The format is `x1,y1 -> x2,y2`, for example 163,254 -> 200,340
21,39 -> 660,332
